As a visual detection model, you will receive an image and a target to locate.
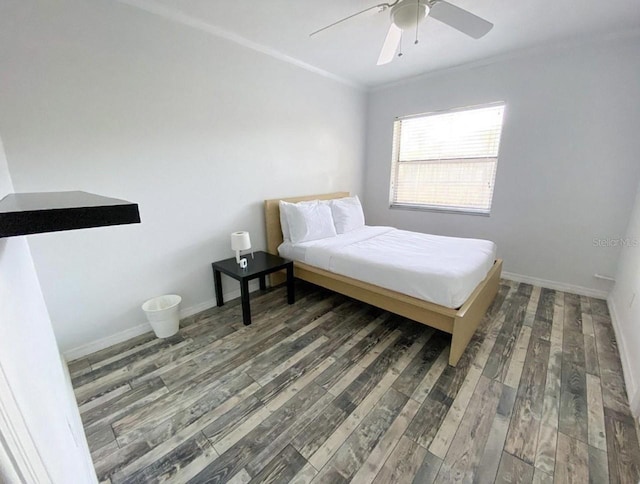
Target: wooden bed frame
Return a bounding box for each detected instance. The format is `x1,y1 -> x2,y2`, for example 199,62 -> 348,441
264,192 -> 503,366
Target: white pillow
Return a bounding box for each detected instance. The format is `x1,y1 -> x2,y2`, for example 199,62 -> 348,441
330,196 -> 365,234
279,199 -> 317,241
279,201 -> 292,241
283,200 -> 337,244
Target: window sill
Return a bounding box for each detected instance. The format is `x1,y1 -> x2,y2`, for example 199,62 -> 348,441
389,203 -> 491,217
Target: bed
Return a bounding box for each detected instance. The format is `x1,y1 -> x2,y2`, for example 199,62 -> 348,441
264,192 -> 503,366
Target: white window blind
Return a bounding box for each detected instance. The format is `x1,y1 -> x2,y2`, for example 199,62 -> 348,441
390,103 -> 505,214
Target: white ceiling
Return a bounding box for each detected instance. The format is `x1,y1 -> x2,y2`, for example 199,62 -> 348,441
123,0 -> 640,88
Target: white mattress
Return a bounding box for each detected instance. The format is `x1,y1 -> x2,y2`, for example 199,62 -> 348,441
278,226 -> 497,308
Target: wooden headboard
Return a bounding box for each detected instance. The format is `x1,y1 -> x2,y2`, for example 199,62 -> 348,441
264,192 -> 349,256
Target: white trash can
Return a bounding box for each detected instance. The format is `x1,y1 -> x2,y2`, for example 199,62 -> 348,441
142,295 -> 182,338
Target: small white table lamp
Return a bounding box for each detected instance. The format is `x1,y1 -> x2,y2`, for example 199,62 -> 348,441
231,231 -> 252,267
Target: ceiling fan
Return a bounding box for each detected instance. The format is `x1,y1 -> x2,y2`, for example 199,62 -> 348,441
310,0 -> 493,65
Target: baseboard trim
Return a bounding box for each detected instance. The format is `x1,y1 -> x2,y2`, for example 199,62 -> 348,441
62,283 -> 258,361
180,297 -> 217,320
63,322 -> 152,362
501,271 -> 609,299
607,297 -> 639,418
61,273 -> 611,362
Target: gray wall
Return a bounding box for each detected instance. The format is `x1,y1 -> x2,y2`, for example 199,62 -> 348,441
363,34 -> 640,295
0,1 -> 367,353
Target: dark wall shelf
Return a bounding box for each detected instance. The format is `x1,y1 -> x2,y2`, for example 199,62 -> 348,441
0,191 -> 141,238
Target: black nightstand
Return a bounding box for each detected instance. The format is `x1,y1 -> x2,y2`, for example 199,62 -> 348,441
212,251 -> 294,325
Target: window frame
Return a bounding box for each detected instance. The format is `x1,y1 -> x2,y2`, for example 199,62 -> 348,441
388,102 -> 506,216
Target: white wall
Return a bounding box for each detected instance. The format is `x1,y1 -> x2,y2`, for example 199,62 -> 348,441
0,1 -> 366,354
0,137 -> 96,482
609,180 -> 640,417
364,34 -> 640,296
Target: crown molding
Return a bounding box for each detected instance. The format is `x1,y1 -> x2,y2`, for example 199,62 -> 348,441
116,0 -> 363,91
370,27 -> 640,92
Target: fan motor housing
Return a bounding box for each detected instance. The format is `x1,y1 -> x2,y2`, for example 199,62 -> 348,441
391,0 -> 429,30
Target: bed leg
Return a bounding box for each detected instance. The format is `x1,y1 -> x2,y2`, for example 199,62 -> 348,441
449,320 -> 470,367
269,270 -> 287,287
448,262 -> 501,366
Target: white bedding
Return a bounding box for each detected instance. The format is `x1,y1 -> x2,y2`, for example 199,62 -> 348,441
278,226 -> 497,308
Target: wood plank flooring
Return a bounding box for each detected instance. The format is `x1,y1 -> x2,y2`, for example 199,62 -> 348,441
70,280 -> 640,484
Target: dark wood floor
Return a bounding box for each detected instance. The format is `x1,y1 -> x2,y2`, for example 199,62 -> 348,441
69,280 -> 640,484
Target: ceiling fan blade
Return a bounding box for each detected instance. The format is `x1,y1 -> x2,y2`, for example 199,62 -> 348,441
429,0 -> 493,39
310,2 -> 395,37
377,23 -> 402,65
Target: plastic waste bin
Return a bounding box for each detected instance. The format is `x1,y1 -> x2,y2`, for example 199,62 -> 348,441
142,294 -> 182,338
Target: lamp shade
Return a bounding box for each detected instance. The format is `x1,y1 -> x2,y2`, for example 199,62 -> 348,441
231,231 -> 251,251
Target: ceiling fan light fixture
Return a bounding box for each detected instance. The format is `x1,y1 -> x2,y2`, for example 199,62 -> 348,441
310,0 -> 494,66
391,0 -> 429,30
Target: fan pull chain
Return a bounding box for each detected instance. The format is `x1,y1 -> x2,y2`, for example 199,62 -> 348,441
398,31 -> 403,57
415,0 -> 420,44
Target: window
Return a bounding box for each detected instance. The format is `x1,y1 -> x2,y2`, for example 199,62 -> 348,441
390,103 -> 505,215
